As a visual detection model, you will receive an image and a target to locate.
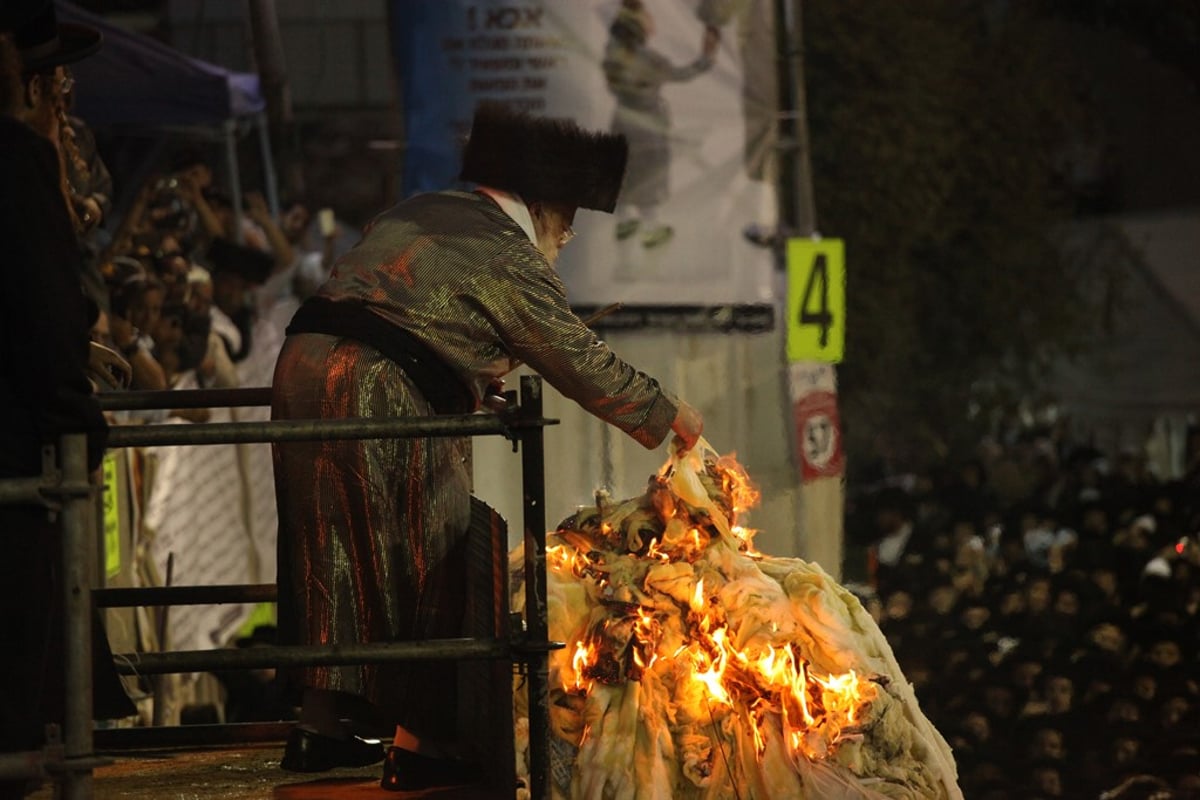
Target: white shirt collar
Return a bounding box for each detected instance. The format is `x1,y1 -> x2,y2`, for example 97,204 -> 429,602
477,186 -> 538,246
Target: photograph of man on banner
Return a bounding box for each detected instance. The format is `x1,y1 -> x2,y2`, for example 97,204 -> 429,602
603,0 -> 718,250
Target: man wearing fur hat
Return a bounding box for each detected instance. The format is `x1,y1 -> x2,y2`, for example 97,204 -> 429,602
271,102 -> 703,790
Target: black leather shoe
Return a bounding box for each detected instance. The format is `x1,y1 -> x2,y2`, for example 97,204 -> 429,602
280,727 -> 384,773
380,746 -> 485,791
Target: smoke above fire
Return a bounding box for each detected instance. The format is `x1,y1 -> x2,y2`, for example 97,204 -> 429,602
513,442 -> 963,799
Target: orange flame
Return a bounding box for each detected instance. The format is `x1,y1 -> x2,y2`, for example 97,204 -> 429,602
632,607 -> 661,672
646,537 -> 670,563
690,578 -> 705,613
689,627 -> 732,706
569,639 -> 596,693
546,544 -> 573,573
553,451 -> 875,765
713,454 -> 762,553
716,454 -> 760,518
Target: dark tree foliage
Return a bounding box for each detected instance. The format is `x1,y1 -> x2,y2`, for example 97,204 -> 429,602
1033,0 -> 1200,93
803,0 -> 1123,470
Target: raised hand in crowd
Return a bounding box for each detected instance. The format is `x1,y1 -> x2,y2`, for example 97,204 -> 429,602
86,341 -> 131,391
245,190 -> 294,270
174,169 -> 225,240
102,174 -> 161,262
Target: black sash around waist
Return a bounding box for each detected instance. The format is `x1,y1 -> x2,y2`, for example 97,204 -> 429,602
286,297 -> 475,415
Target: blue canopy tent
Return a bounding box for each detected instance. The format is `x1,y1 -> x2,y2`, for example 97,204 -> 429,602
57,0 -> 280,228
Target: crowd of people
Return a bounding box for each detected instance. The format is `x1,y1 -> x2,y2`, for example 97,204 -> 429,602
851,425 -> 1200,799
78,144 -> 344,408
2,7 -> 351,795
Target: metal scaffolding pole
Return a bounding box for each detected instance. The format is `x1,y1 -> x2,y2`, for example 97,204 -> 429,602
59,433 -> 96,800
95,386 -> 272,412
105,413 -> 530,449
112,638 -> 511,675
0,476 -> 55,506
519,375 -> 552,800
0,377 -> 558,796
94,583 -> 277,608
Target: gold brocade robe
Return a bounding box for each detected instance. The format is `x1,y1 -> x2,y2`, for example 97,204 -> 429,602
271,190 -> 678,736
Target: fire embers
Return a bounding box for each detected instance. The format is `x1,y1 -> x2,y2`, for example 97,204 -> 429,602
529,450 -> 904,799
515,444 -> 963,799
553,539 -> 877,766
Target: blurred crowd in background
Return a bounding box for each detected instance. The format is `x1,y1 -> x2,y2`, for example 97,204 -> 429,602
62,96 -> 350,405
849,423 -> 1200,799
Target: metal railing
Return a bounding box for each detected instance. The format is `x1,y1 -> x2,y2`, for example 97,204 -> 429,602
0,436 -> 99,799
0,374 -> 559,799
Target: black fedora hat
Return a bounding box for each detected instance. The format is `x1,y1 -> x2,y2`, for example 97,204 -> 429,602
5,1 -> 101,72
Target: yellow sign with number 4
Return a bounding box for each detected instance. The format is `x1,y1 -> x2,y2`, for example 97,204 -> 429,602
786,238 -> 845,363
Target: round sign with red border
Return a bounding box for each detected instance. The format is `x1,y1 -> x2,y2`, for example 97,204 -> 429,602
793,390 -> 844,481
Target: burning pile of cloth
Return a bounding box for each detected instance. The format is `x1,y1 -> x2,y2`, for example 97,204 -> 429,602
511,442 -> 963,799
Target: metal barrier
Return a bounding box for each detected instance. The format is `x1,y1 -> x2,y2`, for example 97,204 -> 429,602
0,374 -> 560,799
0,435 -> 99,800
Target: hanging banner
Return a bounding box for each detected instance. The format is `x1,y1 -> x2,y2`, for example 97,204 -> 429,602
390,0 -> 778,308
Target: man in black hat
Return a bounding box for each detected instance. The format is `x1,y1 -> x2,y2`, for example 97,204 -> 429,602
271,102 -> 703,791
204,235 -> 276,362
10,0 -> 100,143
1,4 -> 132,799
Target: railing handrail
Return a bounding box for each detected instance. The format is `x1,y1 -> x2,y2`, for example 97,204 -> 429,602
95,386 -> 273,412
94,584 -> 277,608
111,638 -> 516,675
0,375 -> 555,798
104,412 -> 555,449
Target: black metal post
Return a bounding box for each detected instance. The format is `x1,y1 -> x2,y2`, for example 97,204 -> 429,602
59,434 -> 95,800
94,583 -> 277,608
95,386 -> 272,412
519,376 -> 551,800
0,476 -> 56,506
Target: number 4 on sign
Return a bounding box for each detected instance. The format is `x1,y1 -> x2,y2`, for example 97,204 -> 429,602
786,238 -> 845,363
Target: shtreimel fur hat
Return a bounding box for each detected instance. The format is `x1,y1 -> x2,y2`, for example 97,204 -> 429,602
5,0 -> 102,72
460,102 -> 628,213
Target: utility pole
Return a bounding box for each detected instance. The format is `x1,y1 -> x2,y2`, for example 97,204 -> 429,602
247,0 -> 302,198
776,0 -> 845,577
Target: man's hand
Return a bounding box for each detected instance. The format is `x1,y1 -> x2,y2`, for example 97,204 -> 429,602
483,378 -> 508,411
87,341 -> 132,391
671,400 -> 703,453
